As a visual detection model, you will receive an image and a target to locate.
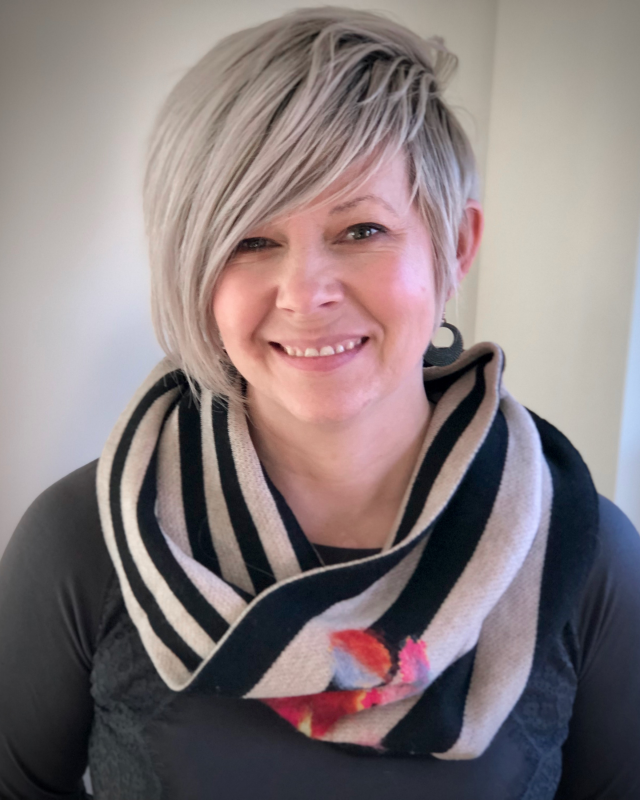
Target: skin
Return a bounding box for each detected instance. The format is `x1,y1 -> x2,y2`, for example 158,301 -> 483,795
213,152 -> 483,549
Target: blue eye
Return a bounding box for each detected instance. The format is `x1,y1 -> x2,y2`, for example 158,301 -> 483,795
346,223 -> 386,241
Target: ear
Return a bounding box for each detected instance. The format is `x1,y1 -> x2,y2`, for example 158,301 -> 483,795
447,200 -> 484,300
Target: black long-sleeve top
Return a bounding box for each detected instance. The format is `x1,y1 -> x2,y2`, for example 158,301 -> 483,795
1,461 -> 640,799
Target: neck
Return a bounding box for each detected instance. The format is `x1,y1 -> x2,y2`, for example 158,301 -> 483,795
247,374 -> 431,549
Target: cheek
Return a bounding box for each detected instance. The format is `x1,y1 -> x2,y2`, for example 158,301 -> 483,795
376,253 -> 437,335
212,269 -> 264,347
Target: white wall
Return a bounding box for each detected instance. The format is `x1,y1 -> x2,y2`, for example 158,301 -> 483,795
476,0 -> 640,513
616,231 -> 640,526
0,0 -> 498,552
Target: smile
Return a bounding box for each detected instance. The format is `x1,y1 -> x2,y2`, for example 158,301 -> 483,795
272,337 -> 368,358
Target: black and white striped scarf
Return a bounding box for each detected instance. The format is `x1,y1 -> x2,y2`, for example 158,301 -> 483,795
96,343 -> 597,758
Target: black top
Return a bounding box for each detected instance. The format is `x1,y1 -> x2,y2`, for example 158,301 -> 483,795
1,461 -> 640,799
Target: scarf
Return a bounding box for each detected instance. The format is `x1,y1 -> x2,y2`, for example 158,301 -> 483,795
96,343 -> 597,759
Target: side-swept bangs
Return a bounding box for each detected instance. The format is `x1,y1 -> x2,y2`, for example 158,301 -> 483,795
144,7 -> 478,399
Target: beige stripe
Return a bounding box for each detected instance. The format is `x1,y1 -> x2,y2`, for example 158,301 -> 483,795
97,359 -> 178,588
156,405 -> 192,557
96,361 -> 201,689
117,569 -> 193,690
421,363 -> 479,453
436,457 -> 553,759
119,391 -> 215,661
387,349 -> 503,559
200,390 -> 254,595
164,535 -> 247,624
418,349 -> 503,529
381,366 -> 479,552
227,401 -> 302,581
417,392 -> 542,682
98,470 -> 192,691
96,358 -> 174,504
322,694 -> 423,747
245,540 -> 426,698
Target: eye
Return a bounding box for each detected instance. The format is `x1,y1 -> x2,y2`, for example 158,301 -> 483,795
344,223 -> 387,241
234,237 -> 274,252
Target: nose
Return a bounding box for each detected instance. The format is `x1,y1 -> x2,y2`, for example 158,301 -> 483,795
275,242 -> 343,315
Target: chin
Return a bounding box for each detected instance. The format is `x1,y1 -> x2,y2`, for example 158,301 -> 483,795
277,387 -> 375,426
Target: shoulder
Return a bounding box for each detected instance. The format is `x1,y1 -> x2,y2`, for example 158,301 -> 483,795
6,460 -> 112,588
577,495 -> 640,675
588,495 -> 640,611
595,494 -> 640,562
0,462 -> 114,796
555,503 -> 640,798
17,459 -> 103,541
0,460 -> 115,659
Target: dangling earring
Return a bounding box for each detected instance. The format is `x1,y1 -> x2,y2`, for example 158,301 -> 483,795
424,317 -> 464,367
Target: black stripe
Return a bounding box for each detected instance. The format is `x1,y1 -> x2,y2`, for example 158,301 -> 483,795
178,395 -> 222,576
423,350 -> 494,401
261,466 -> 322,572
109,372 -> 203,672
189,541 -> 419,696
393,355 -> 492,545
373,408 -> 509,646
528,411 -> 598,667
212,401 -> 275,594
382,647 -> 476,754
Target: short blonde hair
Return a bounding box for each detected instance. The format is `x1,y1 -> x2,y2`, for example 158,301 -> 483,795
144,6 -> 478,398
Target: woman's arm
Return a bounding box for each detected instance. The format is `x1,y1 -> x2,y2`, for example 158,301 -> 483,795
0,461 -> 113,799
555,496 -> 640,799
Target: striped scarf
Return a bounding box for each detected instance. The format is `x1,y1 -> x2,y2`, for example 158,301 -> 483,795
96,343 -> 597,758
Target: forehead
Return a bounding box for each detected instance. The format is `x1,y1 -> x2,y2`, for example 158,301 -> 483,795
294,150 -> 414,218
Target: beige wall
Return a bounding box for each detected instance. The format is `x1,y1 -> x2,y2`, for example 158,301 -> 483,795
1,0 -> 639,554
476,0 -> 640,511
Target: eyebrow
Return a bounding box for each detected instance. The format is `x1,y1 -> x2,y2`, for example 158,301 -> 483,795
329,194 -> 399,217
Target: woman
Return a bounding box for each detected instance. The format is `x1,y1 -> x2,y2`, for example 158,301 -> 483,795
1,7 -> 639,799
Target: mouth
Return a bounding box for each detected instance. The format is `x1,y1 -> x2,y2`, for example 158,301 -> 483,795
269,336 -> 369,358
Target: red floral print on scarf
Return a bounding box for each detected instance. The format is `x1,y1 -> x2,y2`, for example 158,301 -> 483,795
264,629 -> 430,742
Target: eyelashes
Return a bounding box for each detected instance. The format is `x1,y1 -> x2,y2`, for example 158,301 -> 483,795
235,237 -> 273,252
234,223 -> 389,253
344,223 -> 388,241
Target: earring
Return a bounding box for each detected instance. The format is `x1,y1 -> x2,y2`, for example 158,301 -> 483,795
424,318 -> 464,367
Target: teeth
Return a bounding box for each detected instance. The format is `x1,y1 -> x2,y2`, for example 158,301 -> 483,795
280,338 -> 364,357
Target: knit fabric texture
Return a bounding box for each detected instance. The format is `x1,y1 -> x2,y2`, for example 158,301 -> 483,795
96,343 -> 598,758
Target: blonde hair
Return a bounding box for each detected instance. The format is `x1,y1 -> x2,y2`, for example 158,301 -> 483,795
144,6 -> 478,398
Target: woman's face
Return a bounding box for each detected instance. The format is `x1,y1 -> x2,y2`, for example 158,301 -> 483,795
213,152 -> 439,425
